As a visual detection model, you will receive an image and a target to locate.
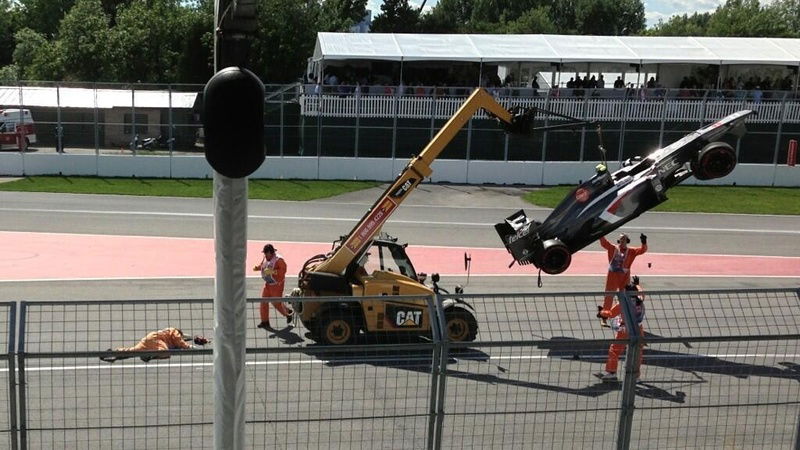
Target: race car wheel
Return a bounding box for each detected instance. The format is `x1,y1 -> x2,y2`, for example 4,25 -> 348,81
315,311 -> 357,345
692,142 -> 736,180
444,307 -> 478,342
537,239 -> 572,275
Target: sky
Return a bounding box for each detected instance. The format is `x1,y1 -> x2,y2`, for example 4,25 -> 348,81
365,0 -> 728,28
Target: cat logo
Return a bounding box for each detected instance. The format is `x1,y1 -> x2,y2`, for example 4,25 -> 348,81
391,178 -> 416,199
395,310 -> 423,327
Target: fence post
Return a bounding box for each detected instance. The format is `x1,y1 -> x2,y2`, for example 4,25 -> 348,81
432,294 -> 449,450
426,295 -> 443,450
615,291 -> 642,450
794,406 -> 800,450
6,303 -> 17,450
16,302 -> 27,450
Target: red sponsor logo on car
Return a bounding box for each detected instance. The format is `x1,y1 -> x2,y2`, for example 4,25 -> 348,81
575,188 -> 590,203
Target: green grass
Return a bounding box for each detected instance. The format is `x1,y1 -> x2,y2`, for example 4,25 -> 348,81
0,176 -> 381,201
523,185 -> 800,215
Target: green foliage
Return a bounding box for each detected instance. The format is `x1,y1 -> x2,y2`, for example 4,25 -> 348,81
371,0 -> 420,33
108,0 -> 186,82
574,0 -> 645,35
523,185 -> 800,215
16,0 -> 76,38
0,0 -> 21,67
13,28 -> 62,80
504,7 -> 557,34
420,0 -> 640,35
419,0 -> 474,33
648,0 -> 795,37
2,0 -> 800,84
0,64 -> 19,82
0,176 -> 381,201
251,0 -> 321,83
706,0 -> 791,37
647,12 -> 712,36
319,0 -> 368,31
57,0 -> 113,81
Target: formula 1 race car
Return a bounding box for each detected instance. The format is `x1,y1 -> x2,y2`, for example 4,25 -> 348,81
495,109 -> 755,275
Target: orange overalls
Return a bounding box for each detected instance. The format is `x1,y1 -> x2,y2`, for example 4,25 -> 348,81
115,327 -> 190,360
600,289 -> 645,375
256,253 -> 291,322
599,236 -> 647,310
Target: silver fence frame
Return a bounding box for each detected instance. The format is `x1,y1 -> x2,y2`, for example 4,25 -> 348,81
2,288 -> 800,449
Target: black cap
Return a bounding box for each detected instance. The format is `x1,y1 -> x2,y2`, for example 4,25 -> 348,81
263,244 -> 276,254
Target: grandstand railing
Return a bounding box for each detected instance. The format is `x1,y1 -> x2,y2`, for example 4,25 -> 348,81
2,288 -> 799,448
300,88 -> 796,124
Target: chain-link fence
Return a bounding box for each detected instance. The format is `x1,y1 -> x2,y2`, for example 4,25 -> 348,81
5,289 -> 800,448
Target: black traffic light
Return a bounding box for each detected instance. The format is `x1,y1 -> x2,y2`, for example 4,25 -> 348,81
203,66 -> 265,178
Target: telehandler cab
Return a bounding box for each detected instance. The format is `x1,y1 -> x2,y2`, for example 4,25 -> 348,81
290,88 -> 589,345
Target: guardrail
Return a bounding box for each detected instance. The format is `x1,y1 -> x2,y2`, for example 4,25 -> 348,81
0,289 -> 798,448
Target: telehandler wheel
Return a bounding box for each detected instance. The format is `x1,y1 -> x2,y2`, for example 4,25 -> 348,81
444,307 -> 478,342
315,311 -> 357,345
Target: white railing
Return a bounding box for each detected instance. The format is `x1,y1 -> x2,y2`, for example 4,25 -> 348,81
301,93 -> 800,124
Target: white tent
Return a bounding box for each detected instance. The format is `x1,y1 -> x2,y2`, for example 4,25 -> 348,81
312,32 -> 800,66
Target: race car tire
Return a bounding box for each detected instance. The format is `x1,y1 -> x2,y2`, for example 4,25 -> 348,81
692,142 -> 736,180
444,307 -> 478,342
315,310 -> 358,345
536,239 -> 572,275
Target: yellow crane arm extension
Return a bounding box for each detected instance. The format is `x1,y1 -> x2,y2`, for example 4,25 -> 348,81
314,88 -> 517,275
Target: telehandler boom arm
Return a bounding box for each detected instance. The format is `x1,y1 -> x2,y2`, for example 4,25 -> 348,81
310,87 -> 581,276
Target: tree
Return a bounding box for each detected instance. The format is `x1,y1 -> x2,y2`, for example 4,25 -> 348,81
250,0 -> 321,82
108,0 -> 187,83
574,0 -> 645,35
12,28 -> 62,80
16,0 -> 76,38
319,0 -> 368,31
371,0 -> 420,33
57,0 -> 113,81
504,7 -> 557,34
647,12 -> 711,36
706,0 -> 791,37
419,0 -> 474,33
0,0 -> 22,67
174,0 -> 214,84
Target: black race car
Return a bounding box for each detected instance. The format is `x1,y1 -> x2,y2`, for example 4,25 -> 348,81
495,109 -> 755,275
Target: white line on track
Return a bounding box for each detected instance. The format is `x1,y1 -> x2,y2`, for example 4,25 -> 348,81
1,274 -> 798,284
12,353 -> 800,372
2,207 -> 798,234
0,274 -> 798,284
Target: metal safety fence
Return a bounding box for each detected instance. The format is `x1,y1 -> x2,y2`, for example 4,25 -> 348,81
1,81 -> 798,166
0,288 -> 798,448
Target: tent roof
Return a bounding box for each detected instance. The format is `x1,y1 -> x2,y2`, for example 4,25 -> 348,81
313,32 -> 800,65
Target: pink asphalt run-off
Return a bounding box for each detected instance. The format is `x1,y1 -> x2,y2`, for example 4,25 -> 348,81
1,231 -> 798,281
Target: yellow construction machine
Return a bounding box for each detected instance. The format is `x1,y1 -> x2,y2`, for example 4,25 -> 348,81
291,87 -> 585,345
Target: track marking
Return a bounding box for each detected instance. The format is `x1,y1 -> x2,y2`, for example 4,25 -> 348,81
2,207 -> 798,234
14,352 -> 800,372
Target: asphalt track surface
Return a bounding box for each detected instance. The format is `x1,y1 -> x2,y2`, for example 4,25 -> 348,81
0,186 -> 799,448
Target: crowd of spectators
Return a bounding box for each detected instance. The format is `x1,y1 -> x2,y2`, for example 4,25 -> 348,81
304,67 -> 797,102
